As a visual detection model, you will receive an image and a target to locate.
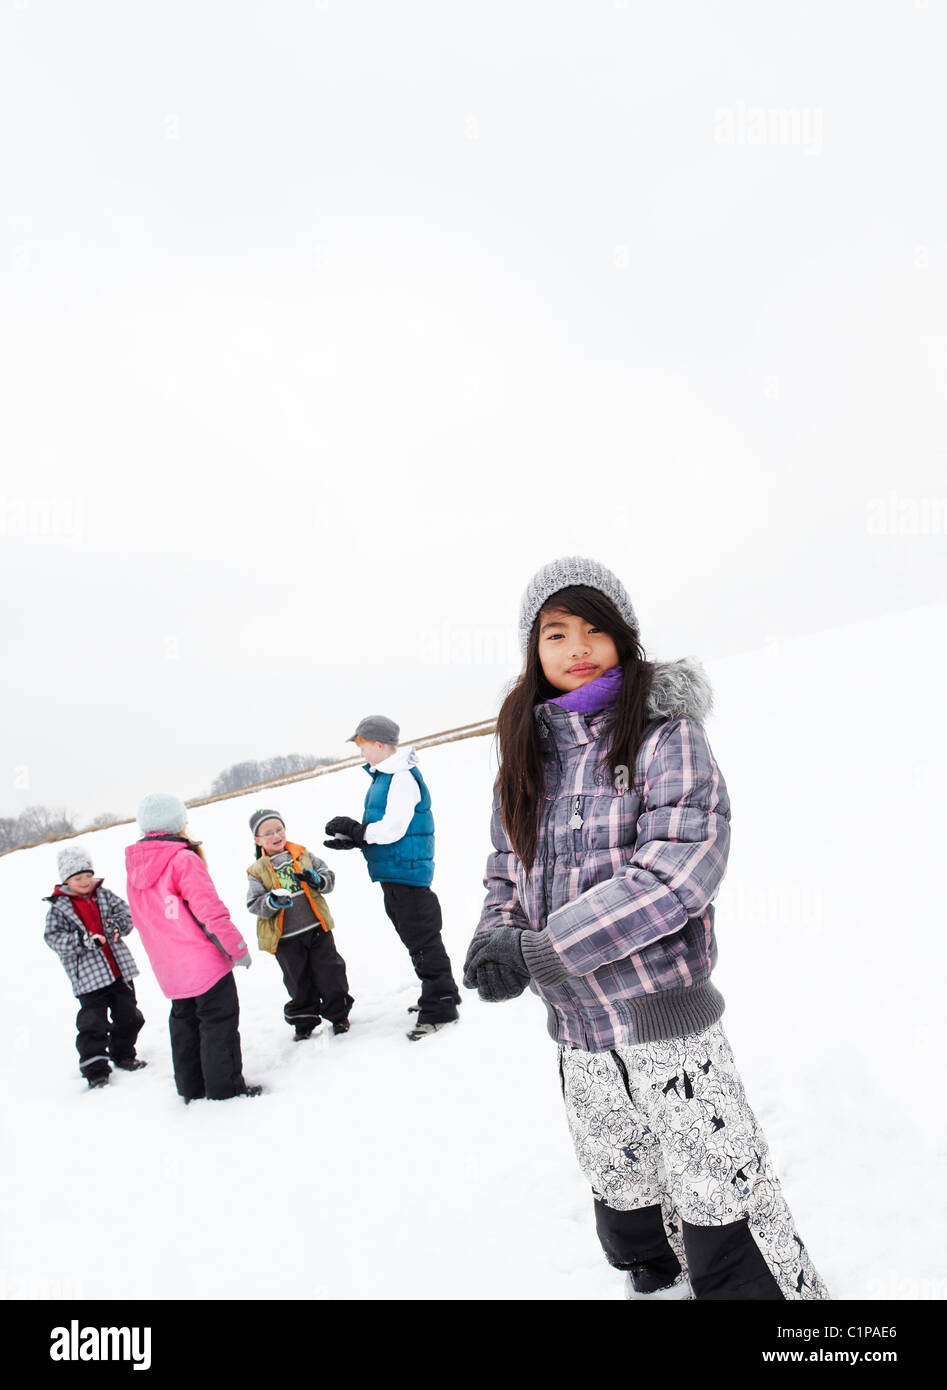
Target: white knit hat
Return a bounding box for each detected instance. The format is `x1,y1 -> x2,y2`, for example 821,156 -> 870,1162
137,792 -> 189,834
57,844 -> 94,882
518,556 -> 638,652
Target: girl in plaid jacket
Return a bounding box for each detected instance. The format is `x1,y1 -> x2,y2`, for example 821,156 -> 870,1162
464,557 -> 829,1302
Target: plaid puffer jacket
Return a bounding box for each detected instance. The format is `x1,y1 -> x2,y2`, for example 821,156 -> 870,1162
473,659 -> 731,1052
44,882 -> 140,997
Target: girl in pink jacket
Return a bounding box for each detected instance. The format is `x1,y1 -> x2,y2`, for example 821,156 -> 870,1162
125,793 -> 261,1102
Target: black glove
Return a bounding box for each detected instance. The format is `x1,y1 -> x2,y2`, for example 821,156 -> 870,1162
293,868 -> 325,891
463,927 -> 529,991
323,816 -> 366,850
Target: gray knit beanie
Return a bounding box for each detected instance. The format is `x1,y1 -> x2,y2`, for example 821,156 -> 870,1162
57,844 -> 94,882
137,792 -> 189,835
249,808 -> 284,838
518,556 -> 639,652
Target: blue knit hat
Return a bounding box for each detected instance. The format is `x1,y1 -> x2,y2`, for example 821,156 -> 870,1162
137,792 -> 188,834
518,556 -> 638,652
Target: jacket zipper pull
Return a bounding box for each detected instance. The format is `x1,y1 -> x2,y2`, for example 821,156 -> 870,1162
569,796 -> 583,830
538,715 -> 549,739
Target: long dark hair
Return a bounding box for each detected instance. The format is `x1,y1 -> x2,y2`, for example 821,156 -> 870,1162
495,585 -> 653,869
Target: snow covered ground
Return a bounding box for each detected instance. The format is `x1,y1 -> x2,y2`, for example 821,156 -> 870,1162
2,602 -> 945,1302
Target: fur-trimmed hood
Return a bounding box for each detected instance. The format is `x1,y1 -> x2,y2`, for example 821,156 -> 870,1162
645,657 -> 714,724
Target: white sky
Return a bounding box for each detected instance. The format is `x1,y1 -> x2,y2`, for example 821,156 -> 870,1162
2,0 -> 945,824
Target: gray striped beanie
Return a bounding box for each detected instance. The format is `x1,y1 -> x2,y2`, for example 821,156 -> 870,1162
518,556 -> 638,652
249,808 -> 284,837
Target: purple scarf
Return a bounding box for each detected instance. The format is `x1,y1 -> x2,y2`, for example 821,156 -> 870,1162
548,664 -> 623,713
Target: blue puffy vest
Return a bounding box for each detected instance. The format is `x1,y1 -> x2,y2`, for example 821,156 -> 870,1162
361,765 -> 435,887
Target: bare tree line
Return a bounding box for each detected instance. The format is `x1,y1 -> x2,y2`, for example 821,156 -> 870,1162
0,752 -> 333,854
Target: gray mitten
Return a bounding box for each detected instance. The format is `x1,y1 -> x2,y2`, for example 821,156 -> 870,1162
474,960 -> 530,1003
462,926 -> 528,988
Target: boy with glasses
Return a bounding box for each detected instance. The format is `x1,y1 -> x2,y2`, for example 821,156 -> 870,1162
247,808 -> 353,1040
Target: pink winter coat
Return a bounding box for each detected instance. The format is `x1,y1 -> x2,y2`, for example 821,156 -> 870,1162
125,834 -> 249,1000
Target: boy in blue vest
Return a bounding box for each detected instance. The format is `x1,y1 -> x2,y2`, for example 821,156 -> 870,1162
324,715 -> 460,1041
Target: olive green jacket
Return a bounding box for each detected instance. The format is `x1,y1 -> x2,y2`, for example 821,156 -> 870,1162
246,841 -> 336,954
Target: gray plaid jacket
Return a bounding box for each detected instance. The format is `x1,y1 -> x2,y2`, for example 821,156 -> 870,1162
44,883 -> 140,997
473,659 -> 731,1052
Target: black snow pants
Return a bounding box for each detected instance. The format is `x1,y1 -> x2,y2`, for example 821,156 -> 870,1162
75,978 -> 144,1080
381,882 -> 460,1025
169,972 -> 247,1100
275,927 -> 353,1033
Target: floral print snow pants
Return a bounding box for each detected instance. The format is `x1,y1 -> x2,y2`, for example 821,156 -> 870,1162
559,1021 -> 830,1300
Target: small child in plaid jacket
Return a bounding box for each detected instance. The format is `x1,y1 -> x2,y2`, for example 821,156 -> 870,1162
43,843 -> 145,1088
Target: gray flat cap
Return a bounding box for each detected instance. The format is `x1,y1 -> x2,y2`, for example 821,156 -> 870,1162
348,715 -> 400,745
